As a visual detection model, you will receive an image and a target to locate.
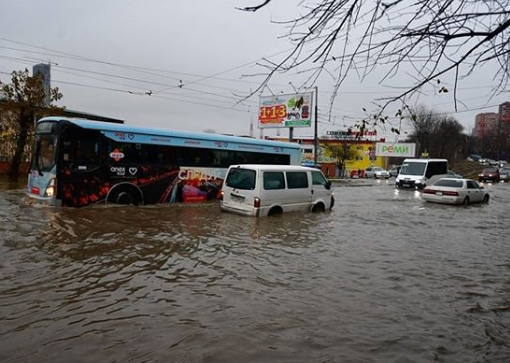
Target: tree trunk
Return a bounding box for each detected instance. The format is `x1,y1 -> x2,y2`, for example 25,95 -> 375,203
7,112 -> 32,182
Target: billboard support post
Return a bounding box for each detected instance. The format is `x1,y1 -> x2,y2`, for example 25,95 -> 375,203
314,86 -> 318,167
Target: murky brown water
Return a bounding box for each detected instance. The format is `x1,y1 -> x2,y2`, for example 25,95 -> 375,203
1,178 -> 510,362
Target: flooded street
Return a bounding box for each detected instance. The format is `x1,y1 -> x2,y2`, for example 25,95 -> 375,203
1,179 -> 510,363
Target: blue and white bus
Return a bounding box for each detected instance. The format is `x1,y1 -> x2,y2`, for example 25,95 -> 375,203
27,117 -> 301,207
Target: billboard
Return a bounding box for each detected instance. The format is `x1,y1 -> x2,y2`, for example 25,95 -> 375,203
258,92 -> 313,129
375,142 -> 416,157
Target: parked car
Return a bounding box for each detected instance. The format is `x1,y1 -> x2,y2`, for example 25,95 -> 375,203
365,167 -> 390,179
499,167 -> 510,182
478,167 -> 500,183
389,166 -> 401,177
486,159 -> 498,166
422,178 -> 489,205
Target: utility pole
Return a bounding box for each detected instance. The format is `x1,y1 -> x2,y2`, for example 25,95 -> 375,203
314,86 -> 318,167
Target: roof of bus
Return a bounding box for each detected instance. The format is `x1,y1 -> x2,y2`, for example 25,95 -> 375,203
39,116 -> 300,150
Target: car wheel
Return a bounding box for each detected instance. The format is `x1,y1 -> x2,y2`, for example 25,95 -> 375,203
483,195 -> 489,204
311,203 -> 325,213
463,196 -> 470,206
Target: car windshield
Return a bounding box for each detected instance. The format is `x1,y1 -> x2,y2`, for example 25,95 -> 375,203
434,179 -> 463,188
400,162 -> 426,175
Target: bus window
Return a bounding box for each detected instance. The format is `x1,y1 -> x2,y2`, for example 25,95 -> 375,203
61,128 -> 99,171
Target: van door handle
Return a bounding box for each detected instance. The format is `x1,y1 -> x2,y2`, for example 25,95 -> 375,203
311,190 -> 314,194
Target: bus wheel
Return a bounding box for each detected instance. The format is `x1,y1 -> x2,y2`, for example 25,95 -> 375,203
108,186 -> 142,206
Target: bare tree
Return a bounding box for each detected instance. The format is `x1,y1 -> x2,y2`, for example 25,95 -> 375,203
240,1 -> 510,129
405,105 -> 466,163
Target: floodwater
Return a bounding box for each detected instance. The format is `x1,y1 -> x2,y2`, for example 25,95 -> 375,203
1,178 -> 510,363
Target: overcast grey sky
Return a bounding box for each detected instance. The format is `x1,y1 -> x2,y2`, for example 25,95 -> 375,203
1,0 -> 508,140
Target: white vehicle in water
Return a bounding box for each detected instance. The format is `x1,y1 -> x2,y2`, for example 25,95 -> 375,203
365,166 -> 390,179
421,178 -> 489,205
220,165 -> 334,217
395,158 -> 448,190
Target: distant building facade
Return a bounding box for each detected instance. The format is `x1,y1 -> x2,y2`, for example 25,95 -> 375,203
473,112 -> 498,139
499,102 -> 510,147
267,130 -> 389,178
473,101 -> 510,159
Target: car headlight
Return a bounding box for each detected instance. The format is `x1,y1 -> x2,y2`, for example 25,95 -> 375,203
44,178 -> 56,197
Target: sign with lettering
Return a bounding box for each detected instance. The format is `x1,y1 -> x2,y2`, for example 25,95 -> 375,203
258,92 -> 313,129
375,142 -> 416,157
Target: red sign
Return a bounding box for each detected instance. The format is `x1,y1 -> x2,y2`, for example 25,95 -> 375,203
259,105 -> 287,124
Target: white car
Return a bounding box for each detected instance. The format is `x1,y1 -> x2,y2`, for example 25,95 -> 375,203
365,167 -> 390,179
421,178 -> 489,205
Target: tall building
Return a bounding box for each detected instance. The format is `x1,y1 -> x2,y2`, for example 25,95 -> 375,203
473,112 -> 498,139
33,63 -> 51,106
499,102 -> 510,146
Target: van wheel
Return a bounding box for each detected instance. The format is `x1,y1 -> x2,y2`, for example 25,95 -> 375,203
267,207 -> 283,216
312,203 -> 325,213
462,197 -> 470,206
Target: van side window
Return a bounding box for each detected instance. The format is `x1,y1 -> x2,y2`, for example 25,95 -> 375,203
286,172 -> 309,189
263,172 -> 285,190
312,171 -> 328,186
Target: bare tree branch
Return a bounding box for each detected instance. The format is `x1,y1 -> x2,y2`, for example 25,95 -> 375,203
240,0 -> 510,131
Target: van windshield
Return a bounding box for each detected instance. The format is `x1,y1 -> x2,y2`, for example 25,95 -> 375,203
400,162 -> 426,176
225,168 -> 256,190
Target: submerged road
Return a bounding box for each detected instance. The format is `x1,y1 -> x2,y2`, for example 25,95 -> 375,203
1,178 -> 509,362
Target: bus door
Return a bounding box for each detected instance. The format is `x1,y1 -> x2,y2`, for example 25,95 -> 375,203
58,126 -> 102,206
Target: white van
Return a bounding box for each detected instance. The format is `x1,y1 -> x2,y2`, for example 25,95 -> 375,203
220,165 -> 334,217
395,158 -> 448,190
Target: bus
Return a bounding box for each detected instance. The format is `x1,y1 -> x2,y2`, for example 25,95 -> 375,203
27,117 -> 301,207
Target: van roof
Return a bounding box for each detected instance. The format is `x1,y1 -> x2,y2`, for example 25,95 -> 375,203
228,164 -> 319,172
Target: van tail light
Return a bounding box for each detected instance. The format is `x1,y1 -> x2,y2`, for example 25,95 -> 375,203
254,197 -> 261,208
220,191 -> 224,201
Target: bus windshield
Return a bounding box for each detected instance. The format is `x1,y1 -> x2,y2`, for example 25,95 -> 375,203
400,162 -> 426,176
35,135 -> 57,171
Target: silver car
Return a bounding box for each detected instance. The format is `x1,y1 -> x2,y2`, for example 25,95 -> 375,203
500,168 -> 510,182
422,178 -> 489,205
365,167 -> 390,179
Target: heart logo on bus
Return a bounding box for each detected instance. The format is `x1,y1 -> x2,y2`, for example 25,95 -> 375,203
128,134 -> 135,140
129,167 -> 138,175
